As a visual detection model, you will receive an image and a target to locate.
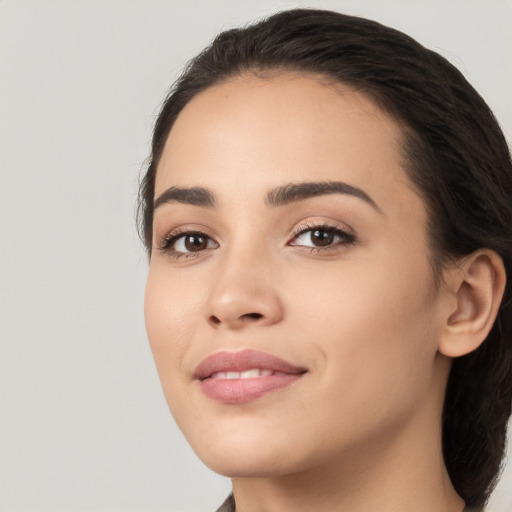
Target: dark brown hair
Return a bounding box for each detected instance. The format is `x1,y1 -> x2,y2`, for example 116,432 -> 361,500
138,9 -> 512,508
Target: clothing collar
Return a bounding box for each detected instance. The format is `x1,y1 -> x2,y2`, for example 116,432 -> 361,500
215,494 -> 479,512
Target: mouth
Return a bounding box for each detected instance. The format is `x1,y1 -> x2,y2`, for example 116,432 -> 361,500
194,349 -> 308,404
210,368 -> 286,379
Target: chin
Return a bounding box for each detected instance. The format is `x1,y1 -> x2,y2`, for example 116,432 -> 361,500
199,448 -> 297,479
184,424 -> 304,478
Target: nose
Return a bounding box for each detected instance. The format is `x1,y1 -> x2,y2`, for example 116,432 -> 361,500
205,252 -> 284,330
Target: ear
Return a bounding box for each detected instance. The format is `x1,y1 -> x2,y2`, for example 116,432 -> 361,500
438,249 -> 506,358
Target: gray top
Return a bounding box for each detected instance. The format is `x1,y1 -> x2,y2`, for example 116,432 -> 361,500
215,494 -> 481,512
216,494 -> 235,512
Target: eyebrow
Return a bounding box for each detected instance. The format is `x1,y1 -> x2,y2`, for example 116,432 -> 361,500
153,186 -> 215,210
265,181 -> 381,212
153,181 -> 381,213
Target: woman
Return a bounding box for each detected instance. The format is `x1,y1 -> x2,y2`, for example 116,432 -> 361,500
138,9 -> 512,512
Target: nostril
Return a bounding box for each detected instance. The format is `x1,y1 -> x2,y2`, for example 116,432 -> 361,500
243,313 -> 263,320
208,312 -> 263,326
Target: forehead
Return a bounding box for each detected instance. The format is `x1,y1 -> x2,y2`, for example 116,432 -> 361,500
155,73 -> 421,219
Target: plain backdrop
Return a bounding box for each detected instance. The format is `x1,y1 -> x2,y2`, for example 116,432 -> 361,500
0,1 -> 511,511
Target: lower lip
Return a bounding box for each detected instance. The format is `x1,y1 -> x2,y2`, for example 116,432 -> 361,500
199,373 -> 304,404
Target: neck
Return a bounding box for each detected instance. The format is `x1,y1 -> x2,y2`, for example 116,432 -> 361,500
230,359 -> 464,512
231,427 -> 464,512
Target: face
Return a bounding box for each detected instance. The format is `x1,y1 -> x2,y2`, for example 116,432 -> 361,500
145,74 -> 449,478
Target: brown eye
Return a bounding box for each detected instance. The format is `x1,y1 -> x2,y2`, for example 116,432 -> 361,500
311,229 -> 334,246
184,234 -> 209,252
290,224 -> 355,250
162,231 -> 218,255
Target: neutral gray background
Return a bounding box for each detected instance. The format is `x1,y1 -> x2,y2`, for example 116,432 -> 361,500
1,1 -> 511,511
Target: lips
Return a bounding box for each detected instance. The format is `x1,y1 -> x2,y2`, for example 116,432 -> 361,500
194,349 -> 307,404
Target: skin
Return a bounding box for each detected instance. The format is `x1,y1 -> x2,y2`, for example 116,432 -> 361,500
145,74 -> 471,512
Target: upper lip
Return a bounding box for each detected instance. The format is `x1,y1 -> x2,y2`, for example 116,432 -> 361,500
193,349 -> 308,380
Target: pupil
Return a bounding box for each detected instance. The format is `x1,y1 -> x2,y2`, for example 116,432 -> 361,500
312,229 -> 334,246
185,234 -> 207,252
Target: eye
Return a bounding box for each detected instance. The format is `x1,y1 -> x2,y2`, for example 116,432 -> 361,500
160,230 -> 218,257
289,223 -> 355,250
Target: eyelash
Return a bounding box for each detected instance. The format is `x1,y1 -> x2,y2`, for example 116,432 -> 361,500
158,227 -> 217,259
158,222 -> 356,259
289,222 -> 356,253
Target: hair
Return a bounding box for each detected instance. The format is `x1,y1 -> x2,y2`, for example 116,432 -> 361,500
138,8 -> 512,508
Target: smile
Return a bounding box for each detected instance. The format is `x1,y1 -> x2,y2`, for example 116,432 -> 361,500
194,350 -> 307,404
210,368 -> 286,379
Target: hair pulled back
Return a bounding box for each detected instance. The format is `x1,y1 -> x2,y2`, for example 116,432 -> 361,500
138,9 -> 512,508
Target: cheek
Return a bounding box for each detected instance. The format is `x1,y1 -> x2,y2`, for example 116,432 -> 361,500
289,253 -> 440,407
144,267 -> 207,424
144,267 -> 198,377
291,249 -> 437,336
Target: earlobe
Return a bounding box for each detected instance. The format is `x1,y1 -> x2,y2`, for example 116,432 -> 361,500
439,250 -> 506,358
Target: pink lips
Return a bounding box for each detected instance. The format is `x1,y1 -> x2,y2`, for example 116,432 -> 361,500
194,349 -> 307,404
